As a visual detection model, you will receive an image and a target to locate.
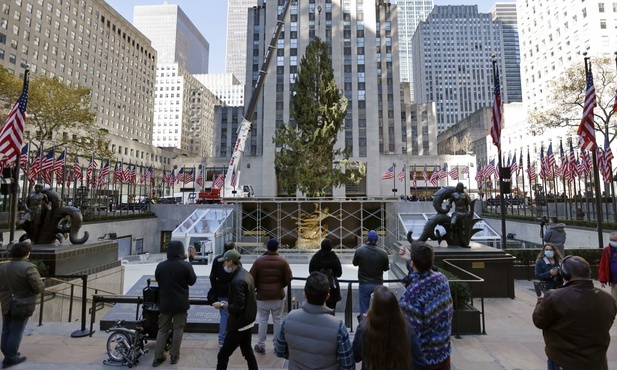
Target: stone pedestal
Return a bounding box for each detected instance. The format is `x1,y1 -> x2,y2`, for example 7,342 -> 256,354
29,240 -> 120,276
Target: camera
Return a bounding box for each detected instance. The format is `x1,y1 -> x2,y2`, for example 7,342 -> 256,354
536,216 -> 548,225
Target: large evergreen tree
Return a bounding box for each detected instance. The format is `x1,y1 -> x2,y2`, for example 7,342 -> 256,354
274,37 -> 366,196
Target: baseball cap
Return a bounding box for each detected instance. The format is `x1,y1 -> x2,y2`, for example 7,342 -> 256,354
218,249 -> 241,263
367,230 -> 378,242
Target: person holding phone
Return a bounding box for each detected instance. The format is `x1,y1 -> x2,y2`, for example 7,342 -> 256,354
535,243 -> 564,291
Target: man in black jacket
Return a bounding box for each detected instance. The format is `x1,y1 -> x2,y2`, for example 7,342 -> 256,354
213,249 -> 258,370
210,241 -> 235,347
0,242 -> 45,369
152,241 -> 197,367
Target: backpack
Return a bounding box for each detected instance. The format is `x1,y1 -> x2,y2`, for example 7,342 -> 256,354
320,268 -> 341,302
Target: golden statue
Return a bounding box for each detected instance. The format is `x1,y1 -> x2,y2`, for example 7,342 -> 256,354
292,203 -> 340,249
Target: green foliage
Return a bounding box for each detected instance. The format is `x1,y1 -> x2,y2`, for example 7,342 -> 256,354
29,259 -> 49,277
274,38 -> 366,196
0,67 -> 113,159
439,268 -> 472,309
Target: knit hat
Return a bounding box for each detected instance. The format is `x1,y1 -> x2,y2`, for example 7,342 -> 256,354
367,230 -> 378,242
218,249 -> 241,264
321,239 -> 333,251
267,238 -> 280,251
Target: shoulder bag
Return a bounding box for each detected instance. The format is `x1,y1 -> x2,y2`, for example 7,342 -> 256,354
3,265 -> 37,318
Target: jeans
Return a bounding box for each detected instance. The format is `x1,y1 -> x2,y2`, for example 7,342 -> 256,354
218,296 -> 229,344
154,312 -> 187,359
256,299 -> 284,348
359,283 -> 380,316
547,359 -> 567,370
1,314 -> 29,364
216,328 -> 257,370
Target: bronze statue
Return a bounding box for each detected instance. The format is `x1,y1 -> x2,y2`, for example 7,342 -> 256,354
409,182 -> 481,248
18,186 -> 89,245
292,203 -> 340,249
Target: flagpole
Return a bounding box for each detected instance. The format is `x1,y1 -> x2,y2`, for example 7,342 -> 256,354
403,163 -> 407,200
492,56 -> 507,249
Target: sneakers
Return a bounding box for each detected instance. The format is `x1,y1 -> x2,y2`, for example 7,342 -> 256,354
2,357 -> 27,369
152,355 -> 166,367
170,355 -> 179,364
254,344 -> 266,355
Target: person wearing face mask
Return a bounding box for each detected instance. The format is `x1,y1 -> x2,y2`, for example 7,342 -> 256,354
599,232 -> 617,300
535,243 -> 564,291
210,241 -> 236,348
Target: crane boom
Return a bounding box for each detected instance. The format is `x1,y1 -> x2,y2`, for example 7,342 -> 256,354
223,0 -> 294,197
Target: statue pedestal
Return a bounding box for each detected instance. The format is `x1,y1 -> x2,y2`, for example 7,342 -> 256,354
30,240 -> 120,276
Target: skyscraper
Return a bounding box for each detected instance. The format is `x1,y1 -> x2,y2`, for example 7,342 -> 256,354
244,0 -> 404,197
396,0 -> 433,96
226,0 -> 257,85
133,4 -> 209,74
412,5 -> 522,132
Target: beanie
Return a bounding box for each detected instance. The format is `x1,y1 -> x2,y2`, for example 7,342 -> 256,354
321,239 -> 333,251
267,238 -> 280,251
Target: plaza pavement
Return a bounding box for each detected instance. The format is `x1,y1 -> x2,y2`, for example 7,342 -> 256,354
4,256 -> 617,369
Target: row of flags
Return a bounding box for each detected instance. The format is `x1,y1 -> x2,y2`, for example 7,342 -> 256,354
380,164 -> 470,187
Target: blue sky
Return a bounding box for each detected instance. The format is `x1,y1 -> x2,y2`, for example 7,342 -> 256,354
104,0 -> 514,74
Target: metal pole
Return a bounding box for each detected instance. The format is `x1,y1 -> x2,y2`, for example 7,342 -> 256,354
71,274 -> 93,337
492,56 -> 507,249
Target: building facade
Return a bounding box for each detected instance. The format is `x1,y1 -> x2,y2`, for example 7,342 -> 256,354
194,73 -> 244,107
226,0 -> 257,85
412,5 -> 522,132
133,4 -> 209,75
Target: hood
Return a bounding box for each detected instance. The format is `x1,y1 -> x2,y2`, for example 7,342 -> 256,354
550,223 -> 566,230
167,240 -> 186,260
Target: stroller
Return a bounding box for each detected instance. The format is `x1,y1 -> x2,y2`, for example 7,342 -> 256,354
104,278 -> 171,367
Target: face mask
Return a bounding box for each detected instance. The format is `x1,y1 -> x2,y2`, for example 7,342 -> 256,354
544,251 -> 554,258
610,241 -> 617,248
223,266 -> 232,273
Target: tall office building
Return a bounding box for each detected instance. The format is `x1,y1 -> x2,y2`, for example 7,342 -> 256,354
133,4 -> 209,74
0,0 -> 162,154
226,0 -> 257,85
412,5 -> 522,132
517,0 -> 617,113
490,2 -> 521,103
241,0 -> 407,197
396,0 -> 433,95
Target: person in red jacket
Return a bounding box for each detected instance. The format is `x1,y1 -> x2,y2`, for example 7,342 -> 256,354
249,238 -> 292,354
599,232 -> 617,301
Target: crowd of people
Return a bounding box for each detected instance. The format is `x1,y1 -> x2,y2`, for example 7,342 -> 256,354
4,230 -> 617,370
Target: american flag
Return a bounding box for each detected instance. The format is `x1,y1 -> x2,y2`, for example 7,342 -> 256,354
114,162 -> 123,184
448,166 -> 459,180
614,89 -> 617,113
212,173 -> 224,189
72,155 -> 82,181
397,165 -> 406,182
483,159 -> 496,179
429,165 -> 439,186
98,159 -> 110,188
112,163 -> 119,185
577,61 -> 597,151
567,141 -> 580,181
86,154 -> 97,186
0,73 -> 29,163
54,149 -> 66,183
546,143 -> 556,171
601,136 -> 613,183
41,147 -> 55,173
139,166 -> 145,184
230,167 -> 237,187
146,166 -> 155,185
518,151 -> 523,175
162,168 -> 168,185
19,143 -> 29,168
380,166 -> 394,180
475,165 -> 483,182
167,168 -> 176,187
123,162 -> 131,182
579,149 -> 592,176
510,152 -> 518,174
461,165 -> 469,175
422,165 -> 428,183
439,165 -> 448,179
412,166 -> 417,187
526,150 -> 537,181
184,168 -> 194,184
196,168 -> 204,187
129,164 -> 137,184
176,167 -> 185,183
490,61 -> 503,154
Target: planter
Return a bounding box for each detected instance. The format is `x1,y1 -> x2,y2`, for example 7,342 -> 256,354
451,303 -> 482,335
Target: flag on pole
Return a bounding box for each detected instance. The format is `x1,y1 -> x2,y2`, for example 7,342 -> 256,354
510,152 -> 518,174
422,165 -> 428,183
54,149 -> 66,183
601,136 -> 613,183
40,147 -> 55,173
139,166 -> 145,184
176,167 -> 185,183
567,141 -> 580,180
146,166 -> 154,186
129,164 -> 137,184
230,167 -> 237,187
161,168 -> 168,185
579,149 -> 592,175
184,168 -> 194,184
430,165 -> 439,186
380,166 -> 394,180
461,165 -> 469,175
213,173 -> 224,189
397,165 -> 406,182
196,168 -> 204,187
490,61 -> 503,153
527,150 -> 537,181
86,154 -> 97,186
167,168 -> 176,187
123,162 -> 131,182
577,60 -> 597,151
19,143 -> 29,168
114,162 -> 123,183
412,166 -> 417,187
72,155 -> 82,181
439,165 -> 448,179
98,159 -> 110,188
475,164 -> 483,182
448,166 -> 459,180
112,163 -> 119,185
0,73 -> 29,163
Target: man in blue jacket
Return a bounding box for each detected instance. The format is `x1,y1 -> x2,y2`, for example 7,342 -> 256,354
152,241 -> 197,367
